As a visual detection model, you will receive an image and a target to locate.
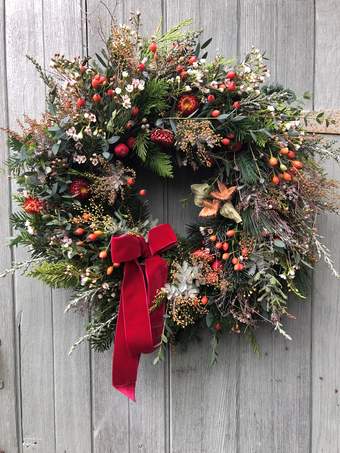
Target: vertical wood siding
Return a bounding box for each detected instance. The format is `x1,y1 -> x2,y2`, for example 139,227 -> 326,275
0,1 -> 339,452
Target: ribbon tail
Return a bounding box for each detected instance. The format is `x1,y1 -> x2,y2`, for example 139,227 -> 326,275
112,288 -> 139,401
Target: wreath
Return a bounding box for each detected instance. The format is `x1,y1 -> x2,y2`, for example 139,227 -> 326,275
4,15 -> 340,400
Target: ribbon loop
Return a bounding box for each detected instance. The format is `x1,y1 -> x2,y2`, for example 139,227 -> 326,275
110,224 -> 177,401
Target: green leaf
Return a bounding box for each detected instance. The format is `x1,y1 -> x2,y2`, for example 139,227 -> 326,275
52,143 -> 60,155
146,150 -> 173,178
274,239 -> 286,248
107,135 -> 120,144
201,37 -> 212,49
135,133 -> 149,162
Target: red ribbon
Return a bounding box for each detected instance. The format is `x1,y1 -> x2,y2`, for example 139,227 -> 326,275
110,224 -> 177,401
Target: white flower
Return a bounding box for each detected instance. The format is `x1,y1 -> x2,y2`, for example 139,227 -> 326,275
184,85 -> 192,92
115,87 -> 122,95
267,105 -> 275,112
25,220 -> 35,235
131,78 -> 140,88
138,80 -> 145,91
122,71 -> 129,78
73,154 -> 87,164
125,84 -> 134,93
102,283 -> 110,290
122,95 -> 131,109
210,81 -> 218,89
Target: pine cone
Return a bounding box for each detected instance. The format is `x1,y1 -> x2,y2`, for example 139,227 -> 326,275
150,128 -> 174,146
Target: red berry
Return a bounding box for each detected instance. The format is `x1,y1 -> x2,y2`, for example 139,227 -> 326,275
149,42 -> 157,53
92,93 -> 101,103
87,233 -> 98,241
226,71 -> 236,79
76,98 -> 86,108
114,143 -> 129,158
232,101 -> 241,109
207,94 -> 215,103
126,177 -> 135,186
221,138 -> 231,146
292,160 -> 303,170
226,229 -> 236,238
127,136 -> 136,149
272,175 -> 280,185
269,157 -> 278,167
201,296 -> 209,305
137,63 -> 145,72
234,263 -> 244,271
176,64 -> 185,74
279,147 -> 289,156
214,322 -> 222,331
222,252 -> 230,260
211,109 -> 221,118
139,189 -> 147,197
226,81 -> 237,92
180,71 -> 188,80
106,89 -> 114,97
188,55 -> 197,65
231,141 -> 242,152
215,242 -> 223,249
287,150 -> 296,159
222,242 -> 229,251
231,257 -> 239,265
131,106 -> 140,117
211,260 -> 222,271
74,227 -> 85,236
283,172 -> 292,181
99,250 -> 108,259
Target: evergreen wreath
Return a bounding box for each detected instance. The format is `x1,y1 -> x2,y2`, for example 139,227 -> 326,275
3,15 -> 340,369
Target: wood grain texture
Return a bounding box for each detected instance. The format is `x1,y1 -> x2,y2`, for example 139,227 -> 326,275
5,1 -> 56,451
42,1 -> 93,451
0,0 -> 20,450
239,1 -> 314,452
303,111 -> 340,135
312,2 -> 340,452
1,1 -> 340,452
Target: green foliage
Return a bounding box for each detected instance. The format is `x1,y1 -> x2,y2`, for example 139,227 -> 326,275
135,132 -> 149,161
29,261 -> 80,288
136,79 -> 170,115
87,315 -> 115,352
146,149 -> 173,178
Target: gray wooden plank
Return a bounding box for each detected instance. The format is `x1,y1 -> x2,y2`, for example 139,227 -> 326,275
86,3 -> 129,452
238,1 -> 314,452
5,1 -> 56,451
312,2 -> 340,451
166,2 -> 239,452
41,1 -> 93,451
0,0 -> 20,450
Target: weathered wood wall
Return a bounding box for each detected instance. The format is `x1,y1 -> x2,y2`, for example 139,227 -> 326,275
0,1 -> 339,452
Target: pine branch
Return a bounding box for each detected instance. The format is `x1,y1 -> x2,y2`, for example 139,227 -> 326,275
29,261 -> 80,288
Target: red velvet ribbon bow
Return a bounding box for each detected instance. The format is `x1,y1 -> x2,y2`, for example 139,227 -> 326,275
110,223 -> 177,401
